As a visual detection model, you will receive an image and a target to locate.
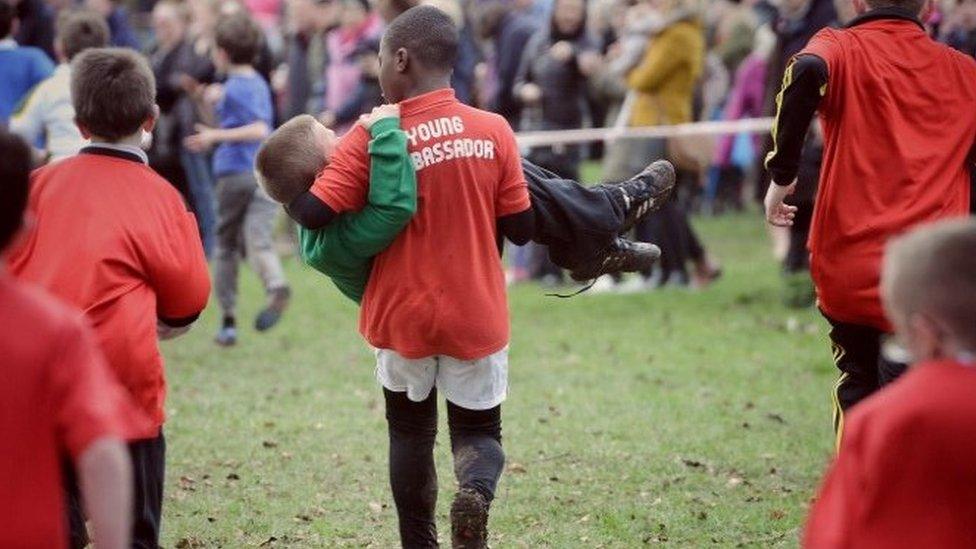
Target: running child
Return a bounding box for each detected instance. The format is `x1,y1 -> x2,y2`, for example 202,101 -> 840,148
7,48 -> 211,547
184,12 -> 290,346
804,219 -> 976,548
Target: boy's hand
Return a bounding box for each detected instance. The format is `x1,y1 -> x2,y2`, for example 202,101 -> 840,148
202,84 -> 224,106
518,83 -> 542,104
550,40 -> 574,62
358,104 -> 400,130
764,181 -> 798,227
184,124 -> 219,153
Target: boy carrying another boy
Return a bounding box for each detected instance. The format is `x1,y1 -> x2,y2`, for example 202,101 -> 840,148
804,219 -> 976,548
7,48 -> 211,548
274,6 -> 674,547
184,13 -> 290,346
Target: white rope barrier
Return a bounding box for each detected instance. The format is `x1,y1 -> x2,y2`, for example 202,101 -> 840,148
514,117 -> 774,148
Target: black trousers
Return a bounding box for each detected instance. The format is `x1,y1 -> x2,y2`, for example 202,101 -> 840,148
66,433 -> 166,549
384,388 -> 504,548
825,316 -> 908,439
634,200 -> 704,281
521,160 -> 625,269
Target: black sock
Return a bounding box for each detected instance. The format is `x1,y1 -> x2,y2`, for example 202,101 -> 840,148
222,315 -> 236,329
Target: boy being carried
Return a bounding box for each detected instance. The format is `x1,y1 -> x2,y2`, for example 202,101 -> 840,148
804,219 -> 976,548
256,111 -> 674,303
256,105 -> 415,304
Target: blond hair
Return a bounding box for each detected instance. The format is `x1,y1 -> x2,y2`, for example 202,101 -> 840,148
882,219 -> 976,351
255,115 -> 327,204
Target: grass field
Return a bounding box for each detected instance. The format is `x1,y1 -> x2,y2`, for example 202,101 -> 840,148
160,205 -> 838,547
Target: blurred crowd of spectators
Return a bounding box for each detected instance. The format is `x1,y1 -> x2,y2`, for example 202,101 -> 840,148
2,0 -> 974,289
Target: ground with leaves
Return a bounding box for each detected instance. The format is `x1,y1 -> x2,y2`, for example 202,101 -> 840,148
161,209 -> 836,547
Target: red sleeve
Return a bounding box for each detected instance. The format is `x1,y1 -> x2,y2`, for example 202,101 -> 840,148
142,200 -> 211,322
494,122 -> 532,217
309,125 -> 371,213
799,28 -> 843,112
49,318 -> 153,459
803,413 -> 865,548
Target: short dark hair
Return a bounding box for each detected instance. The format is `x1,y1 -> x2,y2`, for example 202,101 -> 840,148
0,2 -> 15,39
71,48 -> 156,142
255,115 -> 328,204
864,0 -> 926,14
214,13 -> 262,65
0,131 -> 32,252
57,9 -> 110,61
383,5 -> 459,72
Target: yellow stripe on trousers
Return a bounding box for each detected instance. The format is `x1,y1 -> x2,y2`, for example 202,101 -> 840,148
830,342 -> 848,452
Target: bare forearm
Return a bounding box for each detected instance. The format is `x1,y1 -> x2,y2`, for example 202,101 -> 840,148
78,438 -> 133,549
212,121 -> 270,143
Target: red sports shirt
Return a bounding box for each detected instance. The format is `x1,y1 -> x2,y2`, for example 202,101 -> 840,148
0,273 -> 149,548
7,149 -> 211,437
310,89 -> 530,359
804,359 -> 976,548
802,19 -> 976,330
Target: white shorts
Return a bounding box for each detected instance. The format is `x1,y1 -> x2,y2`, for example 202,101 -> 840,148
375,346 -> 509,411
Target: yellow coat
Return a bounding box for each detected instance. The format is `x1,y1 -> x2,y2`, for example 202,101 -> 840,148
626,19 -> 705,127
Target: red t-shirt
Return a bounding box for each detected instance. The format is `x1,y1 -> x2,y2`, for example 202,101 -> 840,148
802,20 -> 976,330
310,89 -> 530,359
0,273 -> 150,548
7,150 -> 211,436
804,359 -> 976,548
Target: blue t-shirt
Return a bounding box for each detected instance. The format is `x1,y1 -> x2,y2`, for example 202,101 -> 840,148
213,73 -> 273,177
0,41 -> 54,124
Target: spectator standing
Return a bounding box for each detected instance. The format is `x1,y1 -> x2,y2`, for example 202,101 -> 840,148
11,9 -> 109,162
478,0 -> 538,129
943,0 -> 976,56
12,0 -> 55,59
150,0 -> 219,257
514,0 -> 600,180
0,1 -> 54,125
84,0 -> 141,49
622,0 -> 721,289
281,0 -> 335,120
322,0 -> 382,134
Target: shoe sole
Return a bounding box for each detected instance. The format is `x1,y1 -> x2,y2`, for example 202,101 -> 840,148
569,244 -> 662,282
619,161 -> 676,234
451,490 -> 488,549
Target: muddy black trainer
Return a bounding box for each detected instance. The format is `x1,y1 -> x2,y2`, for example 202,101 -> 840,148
568,237 -> 661,282
613,160 -> 676,233
451,488 -> 489,549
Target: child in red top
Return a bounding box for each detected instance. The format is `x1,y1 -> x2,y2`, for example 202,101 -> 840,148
804,219 -> 976,548
0,131 -> 147,549
763,0 -> 976,429
7,48 -> 210,547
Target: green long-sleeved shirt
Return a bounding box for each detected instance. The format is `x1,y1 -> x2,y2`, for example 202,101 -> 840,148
298,117 -> 416,303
